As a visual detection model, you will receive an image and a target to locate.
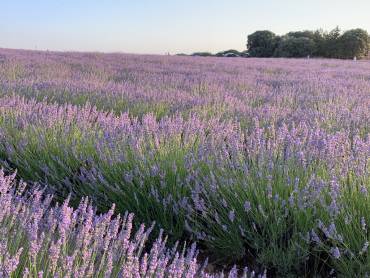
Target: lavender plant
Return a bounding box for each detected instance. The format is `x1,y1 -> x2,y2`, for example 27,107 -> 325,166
0,169 -> 263,277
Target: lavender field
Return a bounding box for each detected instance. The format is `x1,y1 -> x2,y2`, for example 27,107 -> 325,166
0,48 -> 369,277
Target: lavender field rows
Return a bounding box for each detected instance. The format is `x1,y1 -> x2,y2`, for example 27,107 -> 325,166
0,48 -> 369,277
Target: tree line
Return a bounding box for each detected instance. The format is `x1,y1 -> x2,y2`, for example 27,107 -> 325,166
247,27 -> 370,59
185,27 -> 370,59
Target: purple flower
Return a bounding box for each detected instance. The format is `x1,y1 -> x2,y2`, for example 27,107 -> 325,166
360,185 -> 368,196
244,201 -> 251,212
361,217 -> 367,231
228,210 -> 235,223
360,241 -> 369,255
330,247 -> 341,259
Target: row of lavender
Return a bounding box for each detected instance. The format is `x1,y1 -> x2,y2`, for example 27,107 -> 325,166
1,48 -> 369,133
0,169 -> 263,277
0,95 -> 368,276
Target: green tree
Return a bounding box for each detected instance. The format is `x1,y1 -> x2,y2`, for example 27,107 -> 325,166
322,26 -> 342,58
338,29 -> 370,59
274,36 -> 316,57
247,31 -> 280,57
311,29 -> 326,57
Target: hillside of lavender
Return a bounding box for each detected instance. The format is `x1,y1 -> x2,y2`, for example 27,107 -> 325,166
0,48 -> 369,277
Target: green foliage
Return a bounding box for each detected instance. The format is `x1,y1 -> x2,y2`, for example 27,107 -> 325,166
286,30 -> 316,40
247,27 -> 370,59
338,29 -> 370,59
247,31 -> 280,57
191,52 -> 214,57
321,26 -> 342,58
215,49 -> 242,57
188,156 -> 332,276
311,29 -> 327,57
274,36 -> 316,57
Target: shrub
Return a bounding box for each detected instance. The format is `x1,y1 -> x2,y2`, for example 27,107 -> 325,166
0,170 -> 262,277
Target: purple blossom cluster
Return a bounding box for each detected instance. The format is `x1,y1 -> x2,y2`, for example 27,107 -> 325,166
0,169 -> 263,277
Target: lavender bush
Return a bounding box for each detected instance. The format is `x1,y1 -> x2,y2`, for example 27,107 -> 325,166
0,169 -> 263,277
0,48 -> 369,276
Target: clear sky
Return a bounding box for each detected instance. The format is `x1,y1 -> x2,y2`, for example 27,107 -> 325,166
1,0 -> 370,54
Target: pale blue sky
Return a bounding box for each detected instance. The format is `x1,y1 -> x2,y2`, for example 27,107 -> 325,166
1,0 -> 369,54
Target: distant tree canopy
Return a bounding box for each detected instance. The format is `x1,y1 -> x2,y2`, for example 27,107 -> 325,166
339,29 -> 370,59
191,52 -> 214,57
247,31 -> 279,57
215,49 -> 249,57
247,27 -> 370,59
274,37 -> 316,57
181,27 -> 369,60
